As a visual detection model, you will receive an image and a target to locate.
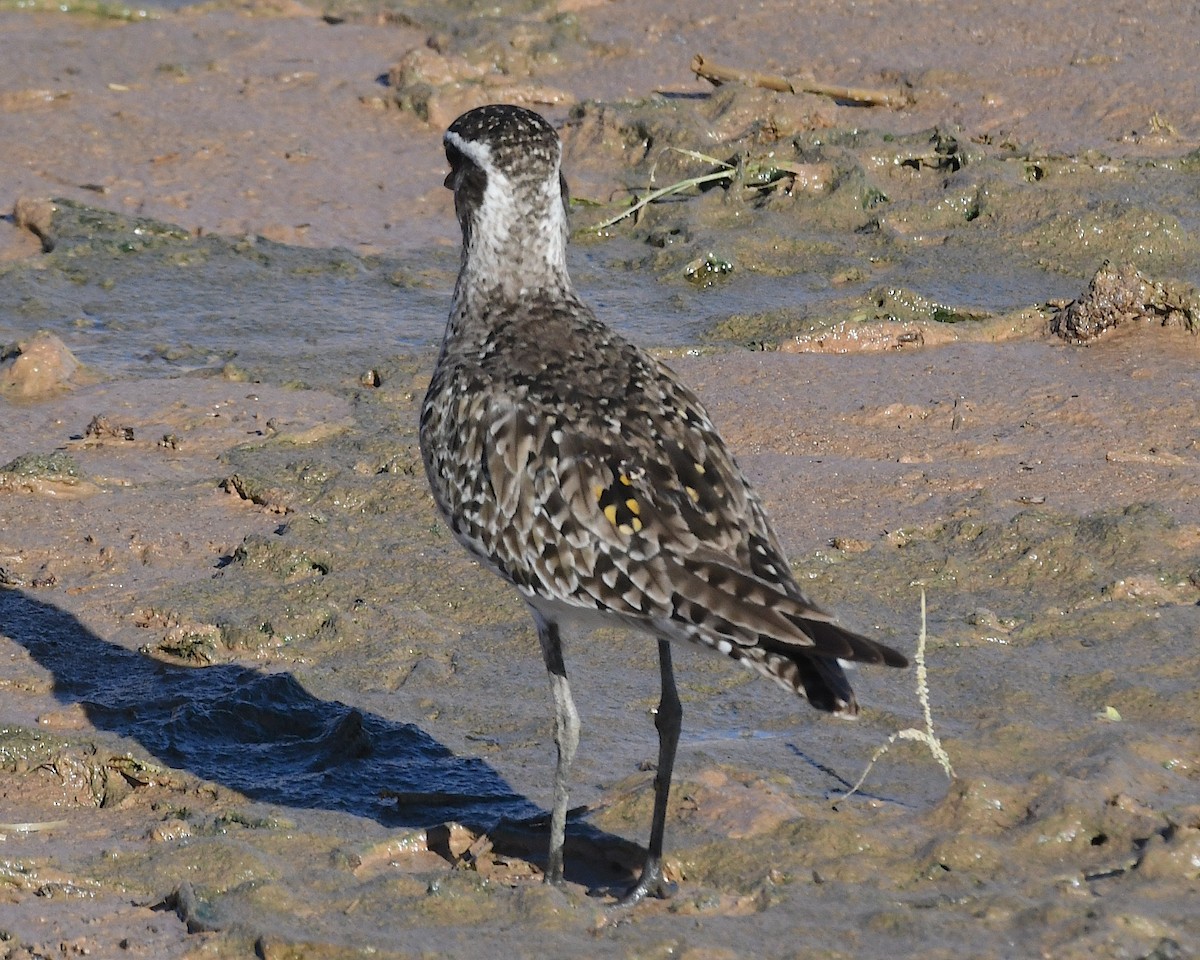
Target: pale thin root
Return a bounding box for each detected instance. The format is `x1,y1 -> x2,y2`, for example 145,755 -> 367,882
0,820 -> 70,833
837,588 -> 954,802
592,168 -> 737,231
594,148 -> 818,231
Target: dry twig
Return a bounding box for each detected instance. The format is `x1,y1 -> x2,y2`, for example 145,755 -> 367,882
691,53 -> 909,108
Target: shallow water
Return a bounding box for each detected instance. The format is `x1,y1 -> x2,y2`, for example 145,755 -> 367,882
0,188 -> 1155,384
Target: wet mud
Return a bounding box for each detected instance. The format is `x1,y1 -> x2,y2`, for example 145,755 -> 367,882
2,0 -> 1200,957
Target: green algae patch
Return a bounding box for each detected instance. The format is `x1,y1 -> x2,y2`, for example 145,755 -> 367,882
43,199 -> 192,256
0,0 -> 157,19
1,451 -> 83,480
90,835 -> 281,909
25,198 -> 382,277
562,99 -> 1200,340
1032,201 -> 1187,264
845,503 -> 1198,617
0,450 -> 98,497
704,307 -> 816,344
863,286 -> 990,326
231,534 -> 334,582
0,726 -> 78,773
702,288 -> 1040,349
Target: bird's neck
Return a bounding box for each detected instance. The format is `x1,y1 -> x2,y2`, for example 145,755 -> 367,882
452,180 -> 572,313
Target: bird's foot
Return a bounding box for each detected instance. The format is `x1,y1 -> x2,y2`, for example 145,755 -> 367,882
543,850 -> 565,887
612,857 -> 677,907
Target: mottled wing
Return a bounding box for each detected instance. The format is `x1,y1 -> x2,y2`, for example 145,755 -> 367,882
473,361 -> 904,711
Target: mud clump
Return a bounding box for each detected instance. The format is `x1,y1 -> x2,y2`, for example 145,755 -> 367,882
387,47 -> 574,129
0,331 -> 86,399
0,450 -> 99,499
84,414 -> 135,441
383,7 -> 588,127
220,473 -> 295,514
13,197 -> 56,253
1051,261 -> 1200,342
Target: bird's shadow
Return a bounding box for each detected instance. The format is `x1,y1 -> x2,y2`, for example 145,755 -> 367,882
0,589 -> 635,890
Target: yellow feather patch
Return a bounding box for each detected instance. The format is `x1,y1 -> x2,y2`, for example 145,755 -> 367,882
596,467 -> 646,535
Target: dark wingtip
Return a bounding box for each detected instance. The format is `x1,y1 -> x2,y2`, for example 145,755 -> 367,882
787,629 -> 905,715
801,618 -> 909,669
881,646 -> 909,669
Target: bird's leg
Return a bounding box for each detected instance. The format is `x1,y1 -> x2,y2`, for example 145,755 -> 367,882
535,614 -> 579,886
618,637 -> 681,906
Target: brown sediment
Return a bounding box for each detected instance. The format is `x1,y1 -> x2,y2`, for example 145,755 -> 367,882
1,1 -> 1199,957
2,332 -> 1197,956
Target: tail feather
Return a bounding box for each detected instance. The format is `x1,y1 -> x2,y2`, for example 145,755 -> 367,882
754,616 -> 906,715
657,556 -> 907,713
792,654 -> 858,715
793,616 -> 910,669
667,557 -> 907,657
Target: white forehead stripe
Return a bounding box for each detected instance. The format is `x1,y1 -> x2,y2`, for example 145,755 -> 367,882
443,116 -> 569,291
444,128 -> 493,167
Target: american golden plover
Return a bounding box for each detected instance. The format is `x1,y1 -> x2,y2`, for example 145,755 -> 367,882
420,103 -> 908,904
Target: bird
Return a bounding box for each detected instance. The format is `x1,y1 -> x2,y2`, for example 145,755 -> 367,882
419,103 -> 909,905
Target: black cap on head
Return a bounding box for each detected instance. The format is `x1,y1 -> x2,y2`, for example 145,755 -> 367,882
444,104 -> 561,185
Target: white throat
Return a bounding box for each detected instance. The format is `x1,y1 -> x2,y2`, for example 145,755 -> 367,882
446,129 -> 571,305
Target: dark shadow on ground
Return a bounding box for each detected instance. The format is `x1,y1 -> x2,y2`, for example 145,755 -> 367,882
0,589 -> 637,890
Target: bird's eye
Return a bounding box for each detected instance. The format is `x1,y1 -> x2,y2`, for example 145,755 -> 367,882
444,144 -> 465,190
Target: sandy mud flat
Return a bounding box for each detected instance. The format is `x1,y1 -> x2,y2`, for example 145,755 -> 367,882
1,1 -> 1199,957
